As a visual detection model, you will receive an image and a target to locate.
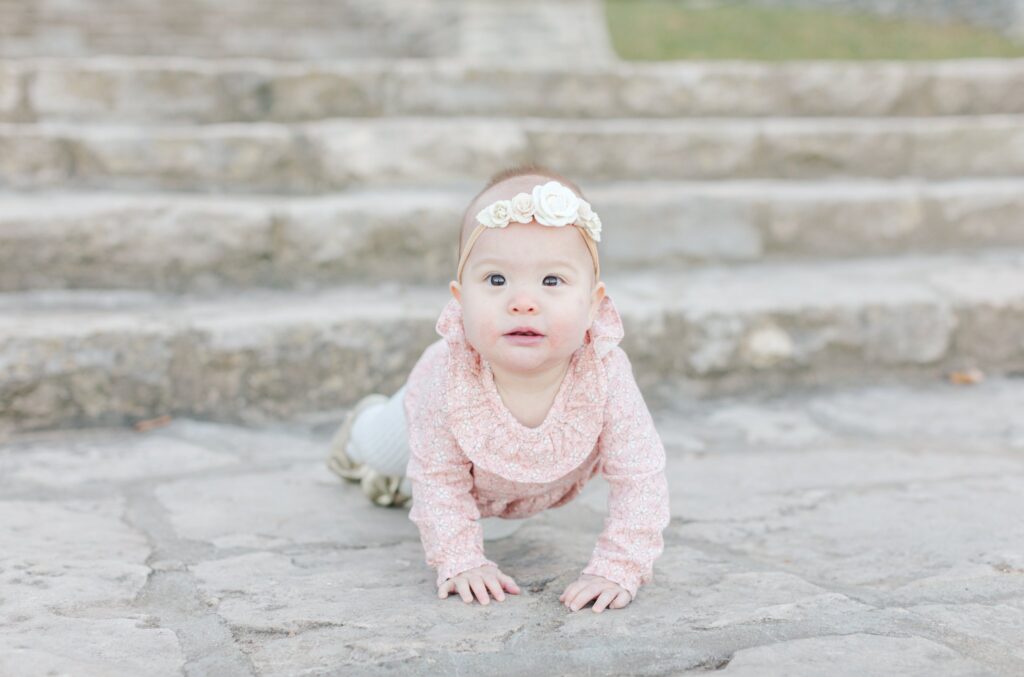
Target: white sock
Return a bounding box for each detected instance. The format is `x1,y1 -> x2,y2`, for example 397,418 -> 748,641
345,438 -> 365,463
347,384 -> 411,477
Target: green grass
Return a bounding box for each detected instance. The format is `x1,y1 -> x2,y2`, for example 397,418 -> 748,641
605,0 -> 1024,60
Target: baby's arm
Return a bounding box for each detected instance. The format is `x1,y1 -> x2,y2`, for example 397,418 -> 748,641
405,358 -> 512,601
578,348 -> 672,602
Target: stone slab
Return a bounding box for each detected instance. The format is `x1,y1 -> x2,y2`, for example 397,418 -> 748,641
3,254 -> 1024,432
0,429 -> 236,489
3,180 -> 1024,292
1,379 -> 1022,674
154,462 -> 417,550
711,634 -> 994,676
5,59 -> 1024,123
0,498 -> 187,675
4,117 -> 1024,192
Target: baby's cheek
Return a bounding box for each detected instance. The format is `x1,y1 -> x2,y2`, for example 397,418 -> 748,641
476,318 -> 503,343
548,317 -> 585,352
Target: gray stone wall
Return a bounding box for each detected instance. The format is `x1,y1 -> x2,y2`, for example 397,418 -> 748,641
0,0 -> 610,62
740,0 -> 1024,40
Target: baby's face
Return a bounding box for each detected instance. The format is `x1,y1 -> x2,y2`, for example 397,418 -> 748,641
451,179 -> 606,376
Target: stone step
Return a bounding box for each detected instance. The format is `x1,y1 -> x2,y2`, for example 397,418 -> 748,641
3,116 -> 1024,193
4,58 -> 1024,123
3,180 -> 1024,293
3,251 -> 1023,434
0,0 -> 457,60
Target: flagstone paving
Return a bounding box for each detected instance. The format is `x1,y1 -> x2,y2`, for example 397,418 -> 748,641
2,379 -> 1022,675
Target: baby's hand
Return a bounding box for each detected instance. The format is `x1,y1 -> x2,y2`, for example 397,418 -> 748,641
438,564 -> 521,605
560,573 -> 632,613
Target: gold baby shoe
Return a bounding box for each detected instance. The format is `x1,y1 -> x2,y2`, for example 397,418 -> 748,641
360,469 -> 413,509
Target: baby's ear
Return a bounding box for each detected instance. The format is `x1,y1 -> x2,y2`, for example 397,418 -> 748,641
449,280 -> 462,303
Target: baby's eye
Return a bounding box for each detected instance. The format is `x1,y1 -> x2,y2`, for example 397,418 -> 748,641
485,273 -> 563,287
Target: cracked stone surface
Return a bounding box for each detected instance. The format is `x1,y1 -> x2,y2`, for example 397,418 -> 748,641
714,634 -> 995,676
2,379 -> 1023,676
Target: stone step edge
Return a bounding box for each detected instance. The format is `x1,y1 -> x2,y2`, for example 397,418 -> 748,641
6,177 -> 1024,204
3,251 -> 1023,433
7,114 -> 1024,131
3,56 -> 1024,122
2,251 -> 1022,357
3,116 -> 1024,190
3,180 -> 1023,291
4,374 -> 1023,450
2,52 -> 1024,66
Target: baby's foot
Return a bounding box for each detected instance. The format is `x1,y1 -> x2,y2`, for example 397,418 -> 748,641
326,439 -> 369,483
360,469 -> 413,508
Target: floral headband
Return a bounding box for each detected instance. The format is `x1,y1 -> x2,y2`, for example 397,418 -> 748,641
456,180 -> 602,285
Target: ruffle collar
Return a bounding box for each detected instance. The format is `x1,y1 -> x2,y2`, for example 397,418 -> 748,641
434,295 -> 624,483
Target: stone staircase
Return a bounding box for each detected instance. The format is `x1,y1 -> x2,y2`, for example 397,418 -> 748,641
3,5 -> 1024,675
3,0 -> 1024,436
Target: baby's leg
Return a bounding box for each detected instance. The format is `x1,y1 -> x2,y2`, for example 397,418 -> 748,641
343,385 -> 524,537
347,383 -> 411,478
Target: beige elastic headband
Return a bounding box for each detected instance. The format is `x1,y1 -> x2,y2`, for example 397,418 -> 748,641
456,180 -> 602,285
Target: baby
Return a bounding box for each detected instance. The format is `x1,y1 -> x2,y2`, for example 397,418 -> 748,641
328,164 -> 671,613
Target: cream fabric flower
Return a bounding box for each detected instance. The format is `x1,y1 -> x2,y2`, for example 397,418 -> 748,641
532,181 -> 580,227
575,199 -> 602,242
471,180 -> 600,244
476,199 -> 512,228
509,192 -> 534,224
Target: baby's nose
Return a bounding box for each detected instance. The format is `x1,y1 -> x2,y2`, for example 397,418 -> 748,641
509,297 -> 538,313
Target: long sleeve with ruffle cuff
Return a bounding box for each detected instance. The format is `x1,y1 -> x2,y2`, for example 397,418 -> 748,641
404,348 -> 497,589
580,349 -> 671,601
407,441 -> 498,588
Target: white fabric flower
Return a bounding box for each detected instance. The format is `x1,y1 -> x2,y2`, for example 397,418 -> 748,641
575,198 -> 602,242
509,192 -> 534,224
476,199 -> 512,228
532,180 -> 580,227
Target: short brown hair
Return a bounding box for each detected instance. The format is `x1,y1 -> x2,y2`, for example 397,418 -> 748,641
458,163 -> 588,261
